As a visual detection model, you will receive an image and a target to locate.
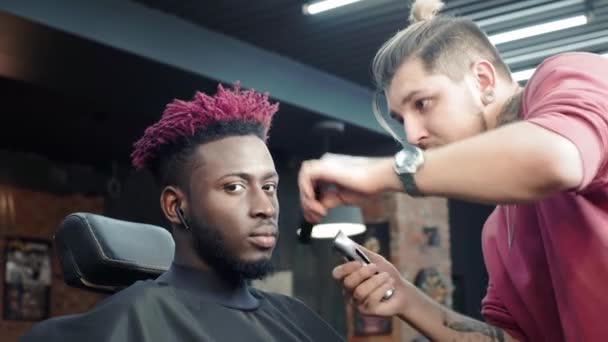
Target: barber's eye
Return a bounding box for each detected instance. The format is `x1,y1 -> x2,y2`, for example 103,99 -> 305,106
225,184 -> 245,193
415,99 -> 428,111
390,114 -> 404,125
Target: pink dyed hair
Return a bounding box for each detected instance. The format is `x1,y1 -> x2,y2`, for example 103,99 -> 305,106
131,82 -> 279,171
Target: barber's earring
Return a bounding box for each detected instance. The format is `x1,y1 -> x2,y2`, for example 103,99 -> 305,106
175,205 -> 190,230
482,90 -> 495,105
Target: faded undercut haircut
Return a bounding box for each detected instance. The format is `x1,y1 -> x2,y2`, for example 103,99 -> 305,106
372,0 -> 512,141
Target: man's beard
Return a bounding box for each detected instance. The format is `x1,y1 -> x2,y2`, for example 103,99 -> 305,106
188,217 -> 275,283
477,109 -> 488,132
496,91 -> 523,127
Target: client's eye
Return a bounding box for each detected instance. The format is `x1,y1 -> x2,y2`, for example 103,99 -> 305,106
263,183 -> 277,193
225,184 -> 245,193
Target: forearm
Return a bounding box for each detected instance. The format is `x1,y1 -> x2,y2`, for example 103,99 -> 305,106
378,122 -> 582,204
399,282 -> 516,342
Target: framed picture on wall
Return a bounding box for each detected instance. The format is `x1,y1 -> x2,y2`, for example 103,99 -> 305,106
3,237 -> 52,321
352,222 -> 393,336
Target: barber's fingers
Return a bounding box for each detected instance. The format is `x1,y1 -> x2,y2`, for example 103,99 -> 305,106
332,261 -> 366,280
318,191 -> 346,208
298,156 -> 379,226
299,190 -> 326,224
298,159 -> 346,200
297,159 -> 317,203
299,200 -> 324,223
354,244 -> 386,264
302,196 -> 361,224
352,244 -> 403,280
362,277 -> 397,313
298,160 -> 329,222
342,264 -> 379,293
302,206 -> 323,225
352,272 -> 391,303
300,187 -> 365,224
298,156 -> 355,198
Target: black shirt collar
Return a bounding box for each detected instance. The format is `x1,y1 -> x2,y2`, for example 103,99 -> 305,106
155,263 -> 260,310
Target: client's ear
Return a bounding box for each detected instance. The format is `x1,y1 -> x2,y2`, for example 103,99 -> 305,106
174,204 -> 190,230
160,186 -> 186,226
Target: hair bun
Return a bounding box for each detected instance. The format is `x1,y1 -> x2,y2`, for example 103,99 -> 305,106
409,0 -> 444,23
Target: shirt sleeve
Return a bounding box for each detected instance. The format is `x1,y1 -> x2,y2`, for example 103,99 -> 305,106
522,53 -> 608,191
482,282 -> 527,342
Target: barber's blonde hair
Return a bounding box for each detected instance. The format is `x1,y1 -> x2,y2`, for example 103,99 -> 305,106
372,0 -> 511,141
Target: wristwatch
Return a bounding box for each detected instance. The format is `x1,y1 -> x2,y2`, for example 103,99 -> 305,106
393,144 -> 425,197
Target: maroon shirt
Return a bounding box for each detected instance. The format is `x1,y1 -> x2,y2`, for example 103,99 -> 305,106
482,52 -> 608,341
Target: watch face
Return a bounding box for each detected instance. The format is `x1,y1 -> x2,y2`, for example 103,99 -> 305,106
396,150 -> 407,165
395,145 -> 423,173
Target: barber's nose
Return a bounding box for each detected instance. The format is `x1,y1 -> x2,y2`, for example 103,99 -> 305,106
403,117 -> 428,146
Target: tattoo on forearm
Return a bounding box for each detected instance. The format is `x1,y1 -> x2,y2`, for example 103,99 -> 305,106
442,309 -> 505,342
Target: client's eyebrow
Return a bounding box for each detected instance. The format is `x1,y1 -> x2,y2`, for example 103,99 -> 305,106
219,171 -> 278,181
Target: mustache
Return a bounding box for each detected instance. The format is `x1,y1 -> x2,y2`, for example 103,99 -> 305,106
251,219 -> 279,236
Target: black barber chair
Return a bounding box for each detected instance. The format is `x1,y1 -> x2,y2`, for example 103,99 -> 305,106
55,213 -> 175,293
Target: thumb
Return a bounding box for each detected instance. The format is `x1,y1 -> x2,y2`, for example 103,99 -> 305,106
355,243 -> 385,264
319,186 -> 369,208
319,191 -> 347,209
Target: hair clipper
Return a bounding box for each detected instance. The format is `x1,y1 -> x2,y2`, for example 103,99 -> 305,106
332,230 -> 371,264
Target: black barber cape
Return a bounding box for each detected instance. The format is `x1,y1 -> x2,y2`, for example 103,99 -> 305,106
21,263 -> 344,342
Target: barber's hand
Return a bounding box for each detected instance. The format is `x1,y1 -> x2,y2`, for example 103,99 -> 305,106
298,153 -> 400,223
333,245 -> 410,318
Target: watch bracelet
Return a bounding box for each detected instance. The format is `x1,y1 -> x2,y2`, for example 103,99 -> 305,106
397,172 -> 423,197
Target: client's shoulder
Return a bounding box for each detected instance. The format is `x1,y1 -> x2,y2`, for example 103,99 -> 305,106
20,280 -> 169,342
100,279 -> 169,308
250,288 -> 345,341
251,288 -> 316,314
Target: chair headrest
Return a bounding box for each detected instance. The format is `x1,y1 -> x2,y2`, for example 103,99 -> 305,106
55,213 -> 174,293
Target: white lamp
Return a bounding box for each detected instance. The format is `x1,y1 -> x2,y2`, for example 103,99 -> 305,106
306,205 -> 366,239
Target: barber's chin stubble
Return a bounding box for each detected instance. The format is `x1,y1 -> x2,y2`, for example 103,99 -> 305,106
496,92 -> 523,127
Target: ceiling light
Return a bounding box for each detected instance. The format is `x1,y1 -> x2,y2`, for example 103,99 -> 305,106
512,53 -> 608,82
475,0 -> 584,28
489,15 -> 587,46
512,68 -> 537,82
302,0 -> 365,15
503,31 -> 608,65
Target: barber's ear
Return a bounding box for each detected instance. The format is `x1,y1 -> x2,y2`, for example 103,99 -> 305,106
472,60 -> 497,95
160,186 -> 186,225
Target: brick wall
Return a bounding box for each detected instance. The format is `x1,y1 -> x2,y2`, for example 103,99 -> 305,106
346,192 -> 451,342
0,184 -> 107,342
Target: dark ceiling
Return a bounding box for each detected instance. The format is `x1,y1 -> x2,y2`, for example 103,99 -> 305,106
0,74 -> 395,168
1,0 -> 608,172
133,0 -> 608,88
0,11 -> 396,171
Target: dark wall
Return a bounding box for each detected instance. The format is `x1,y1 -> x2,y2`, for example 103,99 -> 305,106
0,147 -> 348,335
448,199 -> 495,320
0,13 -> 395,336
